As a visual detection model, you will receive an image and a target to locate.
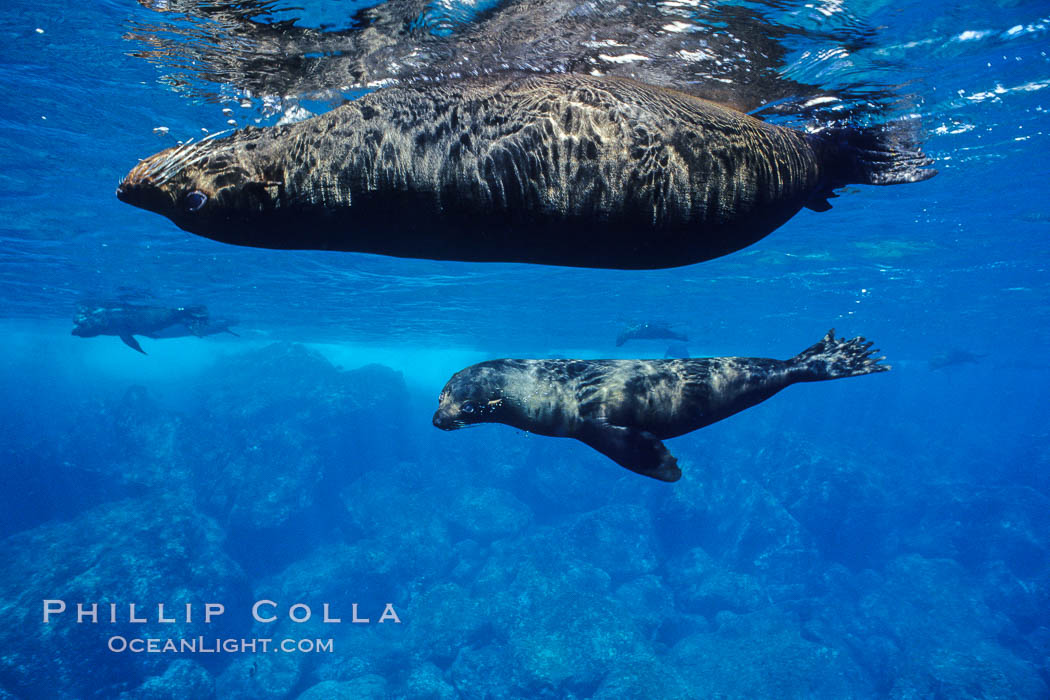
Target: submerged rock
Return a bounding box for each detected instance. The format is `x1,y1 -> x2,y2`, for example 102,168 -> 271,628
748,435 -> 905,571
613,574 -> 682,640
564,504 -> 660,582
215,652 -> 302,700
403,662 -> 457,700
0,498 -> 249,700
449,644 -> 519,700
667,547 -> 766,620
403,582 -> 491,667
1,385 -> 193,536
296,676 -> 388,700
907,484 -> 1050,578
859,555 -> 1047,698
186,343 -> 411,571
657,454 -> 821,599
118,660 -> 215,700
804,554 -> 1049,698
592,654 -> 694,699
455,522 -> 659,697
671,608 -> 869,698
445,486 -> 532,542
342,463 -> 457,581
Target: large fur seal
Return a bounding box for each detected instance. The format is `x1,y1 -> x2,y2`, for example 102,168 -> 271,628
433,330 -> 888,481
117,73 -> 935,269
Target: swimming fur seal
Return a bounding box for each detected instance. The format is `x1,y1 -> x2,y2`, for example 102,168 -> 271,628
72,303 -> 208,354
663,342 -> 691,359
616,322 -> 688,347
927,349 -> 987,371
117,73 -> 935,269
433,330 -> 888,481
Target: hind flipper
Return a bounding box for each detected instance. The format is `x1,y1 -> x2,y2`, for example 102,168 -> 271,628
120,334 -> 147,354
791,329 -> 888,381
575,419 -> 680,482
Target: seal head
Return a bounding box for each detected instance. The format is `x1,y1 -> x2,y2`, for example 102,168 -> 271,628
433,362 -> 513,430
116,127 -> 290,248
71,306 -> 108,338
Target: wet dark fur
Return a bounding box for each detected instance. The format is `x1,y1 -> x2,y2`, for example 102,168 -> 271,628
434,330 -> 888,481
118,73 -> 932,269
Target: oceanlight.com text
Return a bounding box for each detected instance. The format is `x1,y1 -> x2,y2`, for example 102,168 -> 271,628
107,636 -> 334,654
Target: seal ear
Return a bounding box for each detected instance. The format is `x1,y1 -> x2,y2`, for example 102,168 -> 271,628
575,419 -> 681,482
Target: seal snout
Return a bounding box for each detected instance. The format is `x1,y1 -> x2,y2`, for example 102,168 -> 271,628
115,177 -> 175,217
432,409 -> 457,431
115,179 -> 142,204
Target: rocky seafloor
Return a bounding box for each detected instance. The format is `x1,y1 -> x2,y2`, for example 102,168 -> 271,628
1,343 -> 1047,698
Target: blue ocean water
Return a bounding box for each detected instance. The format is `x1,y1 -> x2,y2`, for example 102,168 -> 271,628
1,0 -> 1048,697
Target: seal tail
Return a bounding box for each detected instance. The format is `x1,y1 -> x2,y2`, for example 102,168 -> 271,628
806,121 -> 937,210
789,329 -> 889,382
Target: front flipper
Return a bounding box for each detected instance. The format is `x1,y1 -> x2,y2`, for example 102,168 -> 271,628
575,419 -> 681,482
120,333 -> 146,354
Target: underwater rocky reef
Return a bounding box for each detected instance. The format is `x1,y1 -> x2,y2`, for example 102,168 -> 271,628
0,343 -> 1047,698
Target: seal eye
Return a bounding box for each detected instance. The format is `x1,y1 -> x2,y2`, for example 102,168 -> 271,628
184,191 -> 208,212
461,401 -> 477,414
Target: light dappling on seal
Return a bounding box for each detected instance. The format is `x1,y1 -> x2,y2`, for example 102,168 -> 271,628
117,73 -> 935,269
433,330 -> 888,481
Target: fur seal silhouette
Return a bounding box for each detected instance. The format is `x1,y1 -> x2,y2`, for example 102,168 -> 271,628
616,322 -> 689,347
928,349 -> 986,371
72,303 -> 208,354
117,73 -> 935,269
433,330 -> 888,481
663,342 -> 691,359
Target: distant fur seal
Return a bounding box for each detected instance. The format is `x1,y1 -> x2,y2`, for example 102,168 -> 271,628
616,322 -> 688,347
663,342 -> 691,359
72,303 -> 208,354
927,349 -> 986,371
117,73 -> 935,269
433,330 -> 888,481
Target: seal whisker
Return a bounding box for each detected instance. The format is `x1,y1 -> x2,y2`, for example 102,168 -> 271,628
200,128 -> 233,142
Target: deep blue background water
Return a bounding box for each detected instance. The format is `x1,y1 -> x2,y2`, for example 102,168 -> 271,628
1,0 -> 1048,698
